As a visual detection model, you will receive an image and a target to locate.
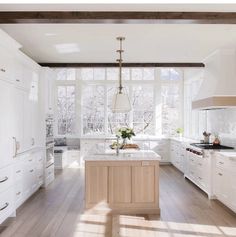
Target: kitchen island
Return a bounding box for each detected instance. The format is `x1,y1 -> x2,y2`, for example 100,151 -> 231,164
84,148 -> 161,214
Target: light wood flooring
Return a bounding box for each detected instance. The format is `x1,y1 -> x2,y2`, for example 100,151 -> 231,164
0,165 -> 236,237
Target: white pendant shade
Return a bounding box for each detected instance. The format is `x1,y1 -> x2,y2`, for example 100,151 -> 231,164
112,92 -> 131,113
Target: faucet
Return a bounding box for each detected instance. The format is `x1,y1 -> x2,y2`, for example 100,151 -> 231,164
116,135 -> 120,156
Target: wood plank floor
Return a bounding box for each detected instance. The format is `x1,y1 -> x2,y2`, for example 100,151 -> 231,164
0,165 -> 236,237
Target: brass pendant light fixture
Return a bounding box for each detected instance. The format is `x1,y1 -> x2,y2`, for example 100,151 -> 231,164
111,37 -> 131,113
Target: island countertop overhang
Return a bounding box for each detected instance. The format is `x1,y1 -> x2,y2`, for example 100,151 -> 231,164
84,149 -> 161,161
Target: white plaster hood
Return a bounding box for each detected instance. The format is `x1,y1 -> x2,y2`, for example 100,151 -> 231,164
192,49 -> 236,110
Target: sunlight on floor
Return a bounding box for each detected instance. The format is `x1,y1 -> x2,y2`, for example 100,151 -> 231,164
67,160 -> 81,169
71,214 -> 236,237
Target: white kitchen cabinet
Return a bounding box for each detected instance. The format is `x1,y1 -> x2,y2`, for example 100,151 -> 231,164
0,187 -> 15,224
13,71 -> 41,154
13,88 -> 25,154
170,140 -> 186,172
14,150 -> 44,210
149,139 -> 170,163
0,46 -> 14,83
0,165 -> 14,194
185,148 -> 212,197
0,30 -> 44,224
0,80 -> 15,168
213,153 -> 236,212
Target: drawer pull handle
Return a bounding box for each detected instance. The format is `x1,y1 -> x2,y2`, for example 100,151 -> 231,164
28,159 -> 33,162
0,202 -> 9,211
16,170 -> 21,174
0,68 -> 6,72
0,177 -> 8,183
30,169 -> 34,173
218,173 -> 223,176
219,161 -> 224,164
16,191 -> 21,196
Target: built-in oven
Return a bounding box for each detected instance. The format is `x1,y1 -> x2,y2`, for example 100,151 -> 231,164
46,141 -> 54,168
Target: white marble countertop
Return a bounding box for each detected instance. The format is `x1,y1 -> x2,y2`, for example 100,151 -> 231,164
84,149 -> 161,161
171,137 -> 199,143
217,151 -> 236,157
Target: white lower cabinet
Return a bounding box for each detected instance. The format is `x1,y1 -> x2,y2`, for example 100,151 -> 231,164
0,165 -> 15,225
6,150 -> 45,219
44,164 -> 55,187
0,187 -> 15,224
170,140 -> 186,172
185,149 -> 212,197
214,154 -> 236,212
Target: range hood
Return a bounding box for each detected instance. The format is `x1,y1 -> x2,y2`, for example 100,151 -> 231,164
192,49 -> 236,110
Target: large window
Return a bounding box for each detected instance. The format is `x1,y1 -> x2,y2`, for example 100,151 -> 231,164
57,85 -> 76,135
55,68 -> 183,137
82,85 -> 105,135
161,69 -> 183,136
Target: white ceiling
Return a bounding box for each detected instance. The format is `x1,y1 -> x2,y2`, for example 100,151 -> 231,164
1,4 -> 236,63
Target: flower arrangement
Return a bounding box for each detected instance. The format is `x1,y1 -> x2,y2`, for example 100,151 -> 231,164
116,127 -> 135,147
116,127 -> 136,140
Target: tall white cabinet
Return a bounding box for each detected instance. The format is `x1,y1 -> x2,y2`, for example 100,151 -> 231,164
0,29 -> 46,224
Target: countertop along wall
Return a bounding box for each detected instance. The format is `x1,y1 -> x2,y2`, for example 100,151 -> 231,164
207,108 -> 236,148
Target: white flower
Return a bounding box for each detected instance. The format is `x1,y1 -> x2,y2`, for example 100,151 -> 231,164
116,132 -> 122,137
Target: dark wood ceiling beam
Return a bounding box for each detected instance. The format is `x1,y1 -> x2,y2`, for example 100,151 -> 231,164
1,11 -> 236,24
38,62 -> 205,68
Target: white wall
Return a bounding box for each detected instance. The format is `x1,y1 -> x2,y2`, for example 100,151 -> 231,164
207,108 -> 236,147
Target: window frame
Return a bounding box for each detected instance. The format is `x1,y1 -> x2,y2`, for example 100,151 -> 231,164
54,68 -> 184,138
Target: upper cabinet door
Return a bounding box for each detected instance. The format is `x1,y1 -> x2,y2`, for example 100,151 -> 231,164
0,46 -> 14,83
13,88 -> 25,154
0,80 -> 15,168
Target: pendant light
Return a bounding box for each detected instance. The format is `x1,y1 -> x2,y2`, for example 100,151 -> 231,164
112,37 -> 131,113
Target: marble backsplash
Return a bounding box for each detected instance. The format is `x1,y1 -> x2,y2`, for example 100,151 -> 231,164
207,108 -> 236,148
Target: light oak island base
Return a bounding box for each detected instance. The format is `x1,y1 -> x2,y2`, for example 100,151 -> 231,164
85,160 -> 160,215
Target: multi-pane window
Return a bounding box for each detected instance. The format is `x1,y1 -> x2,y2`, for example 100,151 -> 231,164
55,68 -> 183,137
57,86 -> 76,135
82,85 -> 105,135
56,68 -> 76,81
132,85 -> 155,135
161,69 -> 182,136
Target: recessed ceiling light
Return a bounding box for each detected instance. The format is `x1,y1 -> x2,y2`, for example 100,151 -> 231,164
54,43 -> 80,54
45,33 -> 57,37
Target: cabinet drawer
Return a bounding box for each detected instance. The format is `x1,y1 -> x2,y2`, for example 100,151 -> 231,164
216,155 -> 228,169
13,162 -> 23,181
0,48 -> 14,82
45,164 -> 54,179
0,187 -> 15,224
0,165 -> 13,194
14,181 -> 23,209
